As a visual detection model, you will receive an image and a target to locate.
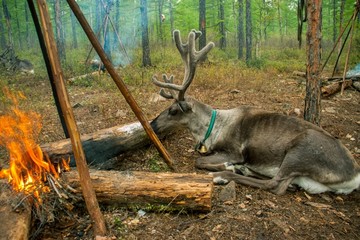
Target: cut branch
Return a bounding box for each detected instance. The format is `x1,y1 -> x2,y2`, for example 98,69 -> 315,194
62,170 -> 213,212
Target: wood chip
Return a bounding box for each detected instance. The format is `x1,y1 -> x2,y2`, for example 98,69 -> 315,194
304,201 -> 332,209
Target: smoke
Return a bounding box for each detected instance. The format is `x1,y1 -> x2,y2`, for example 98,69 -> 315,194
84,0 -> 142,67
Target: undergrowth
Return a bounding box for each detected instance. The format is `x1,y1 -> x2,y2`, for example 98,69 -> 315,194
2,39 -> 356,96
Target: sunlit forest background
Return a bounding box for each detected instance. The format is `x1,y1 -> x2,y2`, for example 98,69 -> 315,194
0,0 -> 359,79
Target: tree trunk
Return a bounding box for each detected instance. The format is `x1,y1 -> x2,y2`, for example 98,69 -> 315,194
276,0 -> 283,43
237,0 -> 244,59
169,0 -> 174,44
199,0 -> 207,52
103,0 -> 113,64
14,0 -> 22,49
112,0 -> 120,51
0,3 -> 6,49
25,1 -> 31,49
54,0 -> 66,61
70,11 -> 78,49
63,170 -> 214,212
304,0 -> 322,125
245,0 -> 252,62
157,0 -> 164,46
218,0 -> 226,50
2,0 -> 12,46
94,0 -> 101,36
140,0 -> 152,67
332,0 -> 336,44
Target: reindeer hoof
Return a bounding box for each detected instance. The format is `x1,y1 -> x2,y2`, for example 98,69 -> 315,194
224,162 -> 235,172
210,173 -> 229,185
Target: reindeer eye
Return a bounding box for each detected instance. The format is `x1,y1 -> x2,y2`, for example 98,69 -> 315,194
169,107 -> 178,116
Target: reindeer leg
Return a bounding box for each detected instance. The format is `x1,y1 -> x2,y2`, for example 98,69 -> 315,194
211,171 -> 296,195
195,153 -> 243,172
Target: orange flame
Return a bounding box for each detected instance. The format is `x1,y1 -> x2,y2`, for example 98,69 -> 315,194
0,88 -> 69,203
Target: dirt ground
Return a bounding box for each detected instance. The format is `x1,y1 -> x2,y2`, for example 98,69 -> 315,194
1,66 -> 360,240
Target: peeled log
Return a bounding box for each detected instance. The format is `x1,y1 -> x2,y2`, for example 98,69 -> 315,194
63,170 -> 213,212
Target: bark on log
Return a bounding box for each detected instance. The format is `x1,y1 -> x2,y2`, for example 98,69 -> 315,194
41,121 -> 169,167
62,170 -> 213,212
321,80 -> 353,97
0,180 -> 32,240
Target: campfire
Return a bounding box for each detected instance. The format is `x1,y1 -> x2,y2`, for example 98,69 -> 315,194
0,89 -> 69,203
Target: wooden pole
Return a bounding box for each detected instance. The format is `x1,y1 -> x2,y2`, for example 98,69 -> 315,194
341,7 -> 358,95
26,0 -> 69,138
65,0 -> 175,170
35,0 -> 106,236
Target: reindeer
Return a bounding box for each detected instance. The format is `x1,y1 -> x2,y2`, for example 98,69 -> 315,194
8,56 -> 34,74
151,30 -> 360,195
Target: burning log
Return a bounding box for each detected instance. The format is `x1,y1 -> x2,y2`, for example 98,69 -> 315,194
41,121 -> 171,167
62,170 -> 213,212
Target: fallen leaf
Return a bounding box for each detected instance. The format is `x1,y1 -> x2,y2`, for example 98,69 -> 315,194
212,224 -> 222,232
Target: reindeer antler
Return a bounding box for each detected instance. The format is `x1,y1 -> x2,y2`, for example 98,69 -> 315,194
152,30 -> 215,101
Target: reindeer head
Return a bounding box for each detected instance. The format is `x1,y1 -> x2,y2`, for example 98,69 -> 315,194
152,30 -> 215,150
151,30 -> 215,135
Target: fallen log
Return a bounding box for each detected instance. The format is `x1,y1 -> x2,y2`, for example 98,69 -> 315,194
41,121 -> 171,167
62,170 -> 213,212
321,80 -> 353,97
67,71 -> 104,82
292,70 -> 306,78
0,180 -> 32,240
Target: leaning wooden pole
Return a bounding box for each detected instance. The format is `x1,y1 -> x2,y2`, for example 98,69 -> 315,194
341,6 -> 358,95
66,0 -> 175,170
35,0 -> 107,236
27,0 -> 69,138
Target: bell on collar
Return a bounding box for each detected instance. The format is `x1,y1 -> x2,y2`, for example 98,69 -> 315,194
199,145 -> 207,154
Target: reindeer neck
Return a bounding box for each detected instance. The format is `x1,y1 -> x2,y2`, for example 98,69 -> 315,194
189,99 -> 218,153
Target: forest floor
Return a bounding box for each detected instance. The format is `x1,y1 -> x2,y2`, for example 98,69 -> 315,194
1,64 -> 360,240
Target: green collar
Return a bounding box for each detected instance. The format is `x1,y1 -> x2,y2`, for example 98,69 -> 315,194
203,109 -> 217,142
196,109 -> 217,152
